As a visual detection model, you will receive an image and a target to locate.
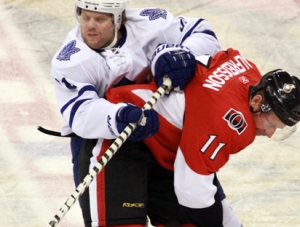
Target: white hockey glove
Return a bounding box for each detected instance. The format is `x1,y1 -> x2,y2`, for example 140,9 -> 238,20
150,44 -> 197,92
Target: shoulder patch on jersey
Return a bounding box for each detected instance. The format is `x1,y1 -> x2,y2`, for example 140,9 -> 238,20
223,108 -> 248,135
57,40 -> 81,61
140,8 -> 167,20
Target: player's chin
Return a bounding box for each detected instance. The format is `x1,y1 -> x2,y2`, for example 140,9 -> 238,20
85,39 -> 103,49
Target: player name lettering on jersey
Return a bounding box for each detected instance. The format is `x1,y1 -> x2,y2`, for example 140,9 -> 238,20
203,55 -> 253,91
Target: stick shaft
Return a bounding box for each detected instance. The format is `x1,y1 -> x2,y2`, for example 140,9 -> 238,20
49,78 -> 171,226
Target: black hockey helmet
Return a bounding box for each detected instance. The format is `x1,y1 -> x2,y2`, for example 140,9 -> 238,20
251,69 -> 300,126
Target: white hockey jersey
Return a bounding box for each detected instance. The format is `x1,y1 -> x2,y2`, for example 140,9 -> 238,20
51,8 -> 220,138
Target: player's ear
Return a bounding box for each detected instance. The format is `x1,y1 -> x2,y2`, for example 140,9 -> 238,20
250,94 -> 263,112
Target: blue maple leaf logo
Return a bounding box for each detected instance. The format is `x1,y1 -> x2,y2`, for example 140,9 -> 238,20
57,40 -> 81,61
140,8 -> 167,20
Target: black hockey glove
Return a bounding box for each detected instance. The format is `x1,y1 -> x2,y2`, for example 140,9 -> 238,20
116,103 -> 159,141
151,44 -> 197,91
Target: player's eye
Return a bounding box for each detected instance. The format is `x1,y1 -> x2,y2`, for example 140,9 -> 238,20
80,15 -> 90,23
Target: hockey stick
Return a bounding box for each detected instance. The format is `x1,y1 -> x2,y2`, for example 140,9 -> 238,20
49,77 -> 172,227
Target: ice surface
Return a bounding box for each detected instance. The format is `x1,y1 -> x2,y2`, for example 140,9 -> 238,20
0,0 -> 299,226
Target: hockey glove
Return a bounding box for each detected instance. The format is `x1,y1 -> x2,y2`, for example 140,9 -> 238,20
151,44 -> 197,91
116,104 -> 159,141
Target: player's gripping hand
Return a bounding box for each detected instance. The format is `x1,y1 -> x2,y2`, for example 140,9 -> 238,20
151,44 -> 197,91
116,103 -> 159,141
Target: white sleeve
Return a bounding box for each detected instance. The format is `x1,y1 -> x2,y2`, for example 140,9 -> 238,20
174,148 -> 217,208
179,17 -> 221,56
161,15 -> 221,56
130,89 -> 185,129
53,75 -> 127,139
51,27 -> 132,138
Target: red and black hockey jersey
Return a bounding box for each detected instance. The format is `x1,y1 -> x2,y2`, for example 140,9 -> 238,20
106,48 -> 262,209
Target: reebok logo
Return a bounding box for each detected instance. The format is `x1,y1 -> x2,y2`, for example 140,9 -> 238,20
122,203 -> 144,208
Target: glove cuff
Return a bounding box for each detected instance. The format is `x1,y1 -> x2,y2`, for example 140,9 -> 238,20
150,44 -> 192,76
107,102 -> 127,137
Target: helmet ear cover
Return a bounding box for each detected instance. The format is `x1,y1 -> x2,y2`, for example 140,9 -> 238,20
76,7 -> 81,16
251,69 -> 300,126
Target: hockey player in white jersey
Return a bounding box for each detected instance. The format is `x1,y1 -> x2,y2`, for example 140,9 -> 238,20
49,0 -> 238,226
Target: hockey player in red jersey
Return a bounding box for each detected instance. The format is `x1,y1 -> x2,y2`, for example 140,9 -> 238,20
106,47 -> 300,227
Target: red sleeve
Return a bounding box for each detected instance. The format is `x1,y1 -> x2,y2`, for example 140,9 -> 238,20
106,82 -> 181,170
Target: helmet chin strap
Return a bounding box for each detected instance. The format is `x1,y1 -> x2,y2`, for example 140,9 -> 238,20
103,26 -> 118,49
103,14 -> 122,49
250,101 -> 271,114
103,17 -> 122,49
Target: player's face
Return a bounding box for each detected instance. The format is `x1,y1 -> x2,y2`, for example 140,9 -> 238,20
253,111 -> 286,138
79,10 -> 115,49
